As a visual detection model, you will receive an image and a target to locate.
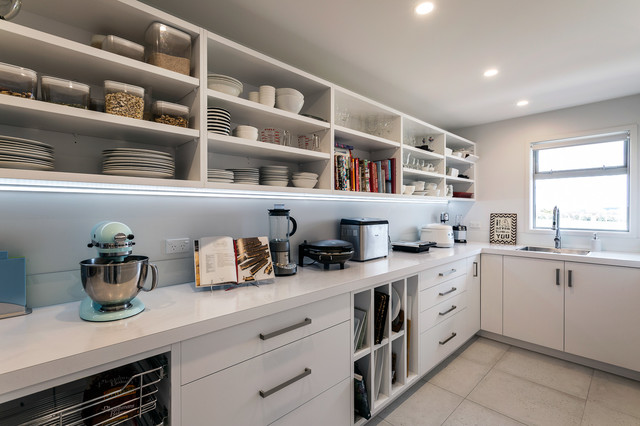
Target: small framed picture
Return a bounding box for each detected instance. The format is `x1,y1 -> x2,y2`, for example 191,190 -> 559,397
490,213 -> 517,245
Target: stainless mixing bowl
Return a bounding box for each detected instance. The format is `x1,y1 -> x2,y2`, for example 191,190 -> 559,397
80,255 -> 158,311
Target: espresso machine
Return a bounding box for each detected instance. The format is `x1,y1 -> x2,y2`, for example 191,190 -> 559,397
268,204 -> 297,276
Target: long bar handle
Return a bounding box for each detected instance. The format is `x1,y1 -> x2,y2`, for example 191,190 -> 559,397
568,270 -> 573,288
439,287 -> 457,296
439,269 -> 456,277
259,368 -> 311,398
439,332 -> 457,345
556,268 -> 560,286
260,318 -> 312,340
439,305 -> 457,316
473,261 -> 478,277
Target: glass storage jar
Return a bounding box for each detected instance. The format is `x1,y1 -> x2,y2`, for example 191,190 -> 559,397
144,22 -> 191,75
0,61 -> 36,99
104,80 -> 144,120
151,100 -> 189,127
41,76 -> 90,109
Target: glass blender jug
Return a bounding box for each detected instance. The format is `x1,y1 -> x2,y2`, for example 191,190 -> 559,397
268,204 -> 298,276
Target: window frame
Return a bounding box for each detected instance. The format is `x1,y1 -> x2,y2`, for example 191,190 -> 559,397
526,125 -> 638,237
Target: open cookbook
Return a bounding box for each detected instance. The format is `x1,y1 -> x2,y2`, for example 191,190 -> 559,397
193,236 -> 275,289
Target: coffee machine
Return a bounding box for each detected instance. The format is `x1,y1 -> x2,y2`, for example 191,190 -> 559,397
268,204 -> 297,276
452,215 -> 467,244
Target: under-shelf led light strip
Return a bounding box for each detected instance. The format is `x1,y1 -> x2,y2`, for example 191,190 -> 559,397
0,178 -> 449,204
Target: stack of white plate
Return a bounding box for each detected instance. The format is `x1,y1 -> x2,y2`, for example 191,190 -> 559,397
259,85 -> 275,107
260,165 -> 289,187
207,107 -> 231,135
233,125 -> 258,140
229,168 -> 259,185
0,135 -> 54,171
207,74 -> 243,97
207,168 -> 234,183
102,148 -> 174,179
291,171 -> 318,189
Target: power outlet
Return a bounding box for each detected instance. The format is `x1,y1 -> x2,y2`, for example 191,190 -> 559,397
165,238 -> 190,254
469,222 -> 481,229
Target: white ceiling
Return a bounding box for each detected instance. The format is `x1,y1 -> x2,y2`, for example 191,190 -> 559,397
142,0 -> 640,130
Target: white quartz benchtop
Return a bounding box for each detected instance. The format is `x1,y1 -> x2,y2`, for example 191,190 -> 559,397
483,244 -> 640,267
0,244 -> 483,398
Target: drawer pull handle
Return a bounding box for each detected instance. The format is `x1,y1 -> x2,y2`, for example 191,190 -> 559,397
439,332 -> 457,345
439,305 -> 457,316
439,269 -> 457,277
473,261 -> 478,277
568,270 -> 573,288
556,268 -> 560,286
259,318 -> 312,340
259,368 -> 312,398
439,287 -> 457,296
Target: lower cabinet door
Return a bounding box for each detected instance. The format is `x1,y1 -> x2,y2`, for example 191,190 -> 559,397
420,309 -> 467,375
270,378 -> 351,426
181,322 -> 350,426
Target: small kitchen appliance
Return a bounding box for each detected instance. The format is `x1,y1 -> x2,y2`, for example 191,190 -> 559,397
452,215 -> 467,243
268,204 -> 297,276
79,221 -> 158,322
298,239 -> 354,269
339,218 -> 389,261
420,213 -> 454,248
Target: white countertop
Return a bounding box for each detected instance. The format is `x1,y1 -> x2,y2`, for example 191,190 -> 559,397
0,243 -> 483,398
2,242 -> 639,400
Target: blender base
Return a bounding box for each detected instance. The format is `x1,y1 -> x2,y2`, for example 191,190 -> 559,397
79,297 -> 145,322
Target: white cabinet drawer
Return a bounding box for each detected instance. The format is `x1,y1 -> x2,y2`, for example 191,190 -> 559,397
270,378 -> 351,426
420,309 -> 467,375
181,294 -> 350,384
419,259 -> 467,291
181,321 -> 350,426
419,291 -> 467,332
419,274 -> 467,312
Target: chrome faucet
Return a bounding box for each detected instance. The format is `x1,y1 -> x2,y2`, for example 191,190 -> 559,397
552,206 -> 561,248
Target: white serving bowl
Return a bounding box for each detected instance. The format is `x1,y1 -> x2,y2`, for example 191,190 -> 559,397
292,178 -> 317,188
413,181 -> 426,191
275,94 -> 304,114
276,88 -> 303,98
403,185 -> 415,195
426,189 -> 440,197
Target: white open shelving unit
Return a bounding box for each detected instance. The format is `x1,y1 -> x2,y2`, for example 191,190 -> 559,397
0,0 -> 477,201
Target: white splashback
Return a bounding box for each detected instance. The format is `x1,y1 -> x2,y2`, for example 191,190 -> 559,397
0,190 -> 453,307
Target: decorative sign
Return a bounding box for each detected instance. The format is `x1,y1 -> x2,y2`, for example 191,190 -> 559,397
489,213 -> 517,245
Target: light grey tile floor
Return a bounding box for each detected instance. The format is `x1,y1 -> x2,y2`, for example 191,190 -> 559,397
371,337 -> 640,426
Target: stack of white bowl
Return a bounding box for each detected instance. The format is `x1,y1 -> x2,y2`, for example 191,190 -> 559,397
207,107 -> 231,135
233,125 -> 258,140
291,171 -> 317,188
259,85 -> 275,107
207,74 -> 243,97
275,88 -> 304,114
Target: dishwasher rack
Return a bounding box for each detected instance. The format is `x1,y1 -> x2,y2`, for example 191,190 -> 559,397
0,356 -> 168,426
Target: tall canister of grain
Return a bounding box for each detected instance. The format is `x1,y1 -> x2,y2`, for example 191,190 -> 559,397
144,22 -> 192,76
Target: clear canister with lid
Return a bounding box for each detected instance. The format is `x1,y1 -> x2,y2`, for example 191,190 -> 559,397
41,76 -> 90,109
104,80 -> 144,120
0,61 -> 37,99
144,22 -> 191,75
151,100 -> 189,127
102,35 -> 144,61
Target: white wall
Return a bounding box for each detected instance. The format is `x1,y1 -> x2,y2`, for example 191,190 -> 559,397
456,94 -> 640,252
0,190 -> 467,308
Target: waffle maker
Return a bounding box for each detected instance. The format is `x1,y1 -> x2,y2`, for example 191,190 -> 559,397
298,239 -> 354,270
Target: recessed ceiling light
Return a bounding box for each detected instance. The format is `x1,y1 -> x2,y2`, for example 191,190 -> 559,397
517,100 -> 529,107
483,68 -> 498,77
415,2 -> 434,15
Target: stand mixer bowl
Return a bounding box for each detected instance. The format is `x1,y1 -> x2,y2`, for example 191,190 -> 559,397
80,255 -> 158,311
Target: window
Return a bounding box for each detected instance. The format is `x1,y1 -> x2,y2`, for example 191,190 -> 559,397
531,130 -> 630,232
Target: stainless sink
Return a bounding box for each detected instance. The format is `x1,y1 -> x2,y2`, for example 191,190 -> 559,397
517,246 -> 591,255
